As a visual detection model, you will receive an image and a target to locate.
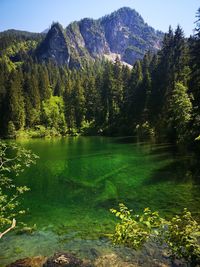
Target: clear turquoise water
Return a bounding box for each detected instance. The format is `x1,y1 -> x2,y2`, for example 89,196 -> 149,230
0,137 -> 200,265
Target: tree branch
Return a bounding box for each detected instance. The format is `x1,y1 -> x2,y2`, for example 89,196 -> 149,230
0,218 -> 16,239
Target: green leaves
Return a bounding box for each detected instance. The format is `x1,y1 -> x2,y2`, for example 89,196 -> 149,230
0,141 -> 38,234
164,208 -> 200,264
110,203 -> 162,250
41,96 -> 67,134
110,204 -> 200,265
167,82 -> 192,142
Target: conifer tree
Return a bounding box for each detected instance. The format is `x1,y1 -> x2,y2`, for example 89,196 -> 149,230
38,65 -> 51,100
63,79 -> 75,131
173,25 -> 189,84
131,60 -> 143,123
167,82 -> 192,142
189,8 -> 200,140
84,75 -> 99,122
72,79 -> 86,129
141,68 -> 151,122
23,72 -> 41,127
6,70 -> 25,131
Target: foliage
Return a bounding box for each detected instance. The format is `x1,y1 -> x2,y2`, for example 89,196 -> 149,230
189,8 -> 200,146
41,96 -> 66,134
167,82 -> 192,142
135,121 -> 155,139
6,70 -> 25,130
7,121 -> 16,139
110,203 -> 163,249
195,135 -> 200,141
0,141 -> 38,232
164,209 -> 200,265
110,204 -> 200,266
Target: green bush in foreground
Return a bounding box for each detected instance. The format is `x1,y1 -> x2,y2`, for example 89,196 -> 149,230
164,208 -> 200,265
110,204 -> 200,266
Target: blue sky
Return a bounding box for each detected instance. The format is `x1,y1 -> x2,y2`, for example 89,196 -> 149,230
0,0 -> 199,36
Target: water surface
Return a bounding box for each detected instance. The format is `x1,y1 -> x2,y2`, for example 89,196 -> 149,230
0,137 -> 200,265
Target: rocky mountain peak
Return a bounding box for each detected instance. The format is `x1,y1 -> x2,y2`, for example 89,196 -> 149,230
102,7 -> 143,23
36,8 -> 163,67
100,7 -> 162,64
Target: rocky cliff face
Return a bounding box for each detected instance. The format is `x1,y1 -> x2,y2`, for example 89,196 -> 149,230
35,23 -> 70,65
36,7 -> 163,67
101,7 -> 162,64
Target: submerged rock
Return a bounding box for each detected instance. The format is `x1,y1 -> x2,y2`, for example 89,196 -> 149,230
43,252 -> 93,267
7,256 -> 47,267
94,253 -> 137,267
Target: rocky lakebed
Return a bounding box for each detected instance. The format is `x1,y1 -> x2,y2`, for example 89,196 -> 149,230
5,239 -> 188,267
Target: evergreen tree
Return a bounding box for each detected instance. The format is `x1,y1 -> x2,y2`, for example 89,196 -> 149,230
167,82 -> 192,142
138,54 -> 152,122
0,59 -> 9,135
23,72 -> 41,127
38,65 -> 51,100
130,60 -> 143,123
63,79 -> 75,131
101,62 -> 115,126
83,75 -> 99,122
173,25 -> 189,84
112,57 -> 124,119
152,27 -> 174,119
72,79 -> 86,130
6,70 -> 25,131
189,8 -> 200,141
54,77 -> 63,96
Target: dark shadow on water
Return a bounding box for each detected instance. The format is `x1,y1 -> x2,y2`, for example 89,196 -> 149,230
112,136 -> 138,144
145,155 -> 200,185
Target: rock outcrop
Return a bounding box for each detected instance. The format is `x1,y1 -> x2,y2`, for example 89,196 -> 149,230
35,23 -> 70,66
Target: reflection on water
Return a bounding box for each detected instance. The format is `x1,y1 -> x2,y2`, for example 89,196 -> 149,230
0,137 -> 200,265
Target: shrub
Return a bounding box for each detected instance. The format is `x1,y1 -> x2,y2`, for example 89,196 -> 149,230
110,204 -> 200,266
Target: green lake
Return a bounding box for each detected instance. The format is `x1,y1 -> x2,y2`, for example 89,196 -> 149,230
0,137 -> 200,265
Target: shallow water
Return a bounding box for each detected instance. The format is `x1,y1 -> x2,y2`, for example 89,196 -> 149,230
0,137 -> 200,265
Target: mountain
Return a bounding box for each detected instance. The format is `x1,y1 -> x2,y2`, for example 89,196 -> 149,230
36,7 -> 163,67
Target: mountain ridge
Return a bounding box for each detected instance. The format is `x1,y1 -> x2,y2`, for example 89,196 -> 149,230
35,7 -> 164,67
